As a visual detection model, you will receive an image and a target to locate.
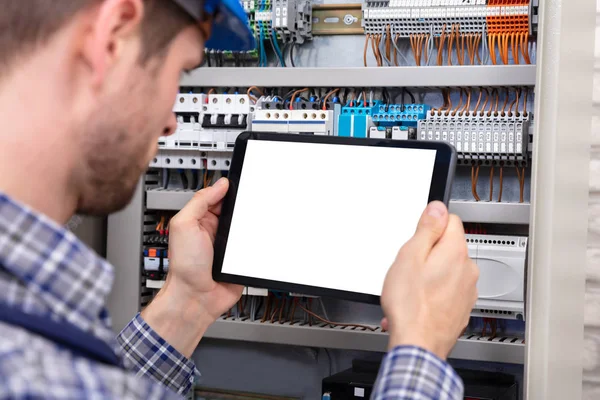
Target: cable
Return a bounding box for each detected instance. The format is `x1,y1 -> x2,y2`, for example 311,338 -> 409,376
297,304 -> 377,331
162,168 -> 170,189
318,298 -> 330,321
489,166 -> 494,202
480,88 -> 490,116
471,165 -> 481,202
473,88 -> 483,115
498,166 -> 504,202
379,28 -> 392,66
269,34 -> 286,67
404,88 -> 416,104
247,86 -> 263,104
447,24 -> 455,66
290,88 -> 309,110
179,169 -> 188,190
289,42 -> 297,67
516,166 -> 526,203
322,88 -> 340,110
391,25 -> 410,65
474,33 -> 482,65
374,34 -> 383,66
191,170 -> 198,190
385,25 -> 392,63
501,88 -> 509,116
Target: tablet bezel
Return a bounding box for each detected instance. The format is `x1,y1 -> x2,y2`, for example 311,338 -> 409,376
212,131 -> 457,305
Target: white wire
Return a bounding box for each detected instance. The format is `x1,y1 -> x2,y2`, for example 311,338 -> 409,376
426,24 -> 435,66
318,298 -> 330,321
391,25 -> 410,65
379,27 -> 392,66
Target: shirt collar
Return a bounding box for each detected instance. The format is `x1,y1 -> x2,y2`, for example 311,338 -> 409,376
0,193 -> 114,337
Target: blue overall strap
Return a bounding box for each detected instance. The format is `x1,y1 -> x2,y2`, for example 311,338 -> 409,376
0,303 -> 120,367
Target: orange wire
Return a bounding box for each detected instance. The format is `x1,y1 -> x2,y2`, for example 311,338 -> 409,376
493,88 -> 499,115
474,33 -> 482,65
438,25 -> 447,66
452,89 -> 463,116
386,25 -> 392,61
447,25 -> 455,66
208,88 -> 216,95
371,34 -> 379,66
473,88 -> 483,114
512,33 -> 519,64
290,88 -> 309,110
489,166 -> 494,202
444,89 -> 453,116
322,88 -> 340,110
481,88 -> 490,116
501,88 -> 509,116
489,34 -> 497,65
363,35 -> 370,67
394,34 -> 399,66
498,167 -> 504,202
298,304 -> 377,331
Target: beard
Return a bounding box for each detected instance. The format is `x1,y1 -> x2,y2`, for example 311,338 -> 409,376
75,77 -> 160,216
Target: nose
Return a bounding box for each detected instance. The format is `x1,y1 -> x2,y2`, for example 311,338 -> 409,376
162,113 -> 178,137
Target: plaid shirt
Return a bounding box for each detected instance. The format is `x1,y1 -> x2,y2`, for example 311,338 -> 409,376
372,346 -> 463,399
0,193 -> 462,400
0,193 -> 194,399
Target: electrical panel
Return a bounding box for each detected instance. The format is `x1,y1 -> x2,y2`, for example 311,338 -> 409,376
127,0 -> 543,387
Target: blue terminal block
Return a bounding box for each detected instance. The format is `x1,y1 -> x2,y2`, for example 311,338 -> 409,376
371,104 -> 430,127
338,101 -> 380,138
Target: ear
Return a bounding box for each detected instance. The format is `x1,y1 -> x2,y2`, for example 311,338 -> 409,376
82,0 -> 144,89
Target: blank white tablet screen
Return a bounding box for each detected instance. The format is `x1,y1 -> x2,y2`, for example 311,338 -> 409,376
222,139 -> 437,296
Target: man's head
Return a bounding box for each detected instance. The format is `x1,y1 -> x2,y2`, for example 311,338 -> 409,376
0,0 -> 250,221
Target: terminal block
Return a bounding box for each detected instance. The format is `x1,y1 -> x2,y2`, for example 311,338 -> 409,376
362,0 -> 531,38
272,0 -> 312,44
417,112 -> 530,166
338,102 -> 378,138
252,109 -> 334,135
371,103 -> 430,127
467,234 -> 528,320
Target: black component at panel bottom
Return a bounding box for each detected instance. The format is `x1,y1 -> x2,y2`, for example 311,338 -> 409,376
322,361 -> 518,400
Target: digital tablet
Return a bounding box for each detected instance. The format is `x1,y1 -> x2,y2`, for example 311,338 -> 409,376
213,132 -> 457,304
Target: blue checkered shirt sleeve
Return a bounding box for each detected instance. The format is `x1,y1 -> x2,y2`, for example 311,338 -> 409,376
117,313 -> 196,396
371,346 -> 463,400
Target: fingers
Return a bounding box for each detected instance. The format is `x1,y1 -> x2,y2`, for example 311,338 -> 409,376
427,214 -> 466,263
402,201 -> 449,261
174,178 -> 229,224
381,317 -> 389,331
200,213 -> 219,242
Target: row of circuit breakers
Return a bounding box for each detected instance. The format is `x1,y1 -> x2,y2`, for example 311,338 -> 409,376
143,232 -> 528,320
148,92 -> 531,320
152,93 -> 531,170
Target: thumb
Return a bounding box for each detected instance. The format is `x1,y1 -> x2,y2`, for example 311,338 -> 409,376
176,177 -> 229,221
409,201 -> 449,260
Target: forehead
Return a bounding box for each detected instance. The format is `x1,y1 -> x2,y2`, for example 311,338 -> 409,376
170,24 -> 206,63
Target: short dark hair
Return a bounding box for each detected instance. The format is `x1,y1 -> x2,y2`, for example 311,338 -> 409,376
0,0 -> 196,76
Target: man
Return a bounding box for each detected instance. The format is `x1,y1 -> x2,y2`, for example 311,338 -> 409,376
0,0 -> 478,399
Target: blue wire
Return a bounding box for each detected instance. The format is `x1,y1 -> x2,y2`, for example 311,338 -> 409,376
271,34 -> 285,67
259,26 -> 265,67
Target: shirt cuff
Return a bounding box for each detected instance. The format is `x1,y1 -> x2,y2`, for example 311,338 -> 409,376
117,313 -> 197,396
371,346 -> 464,400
